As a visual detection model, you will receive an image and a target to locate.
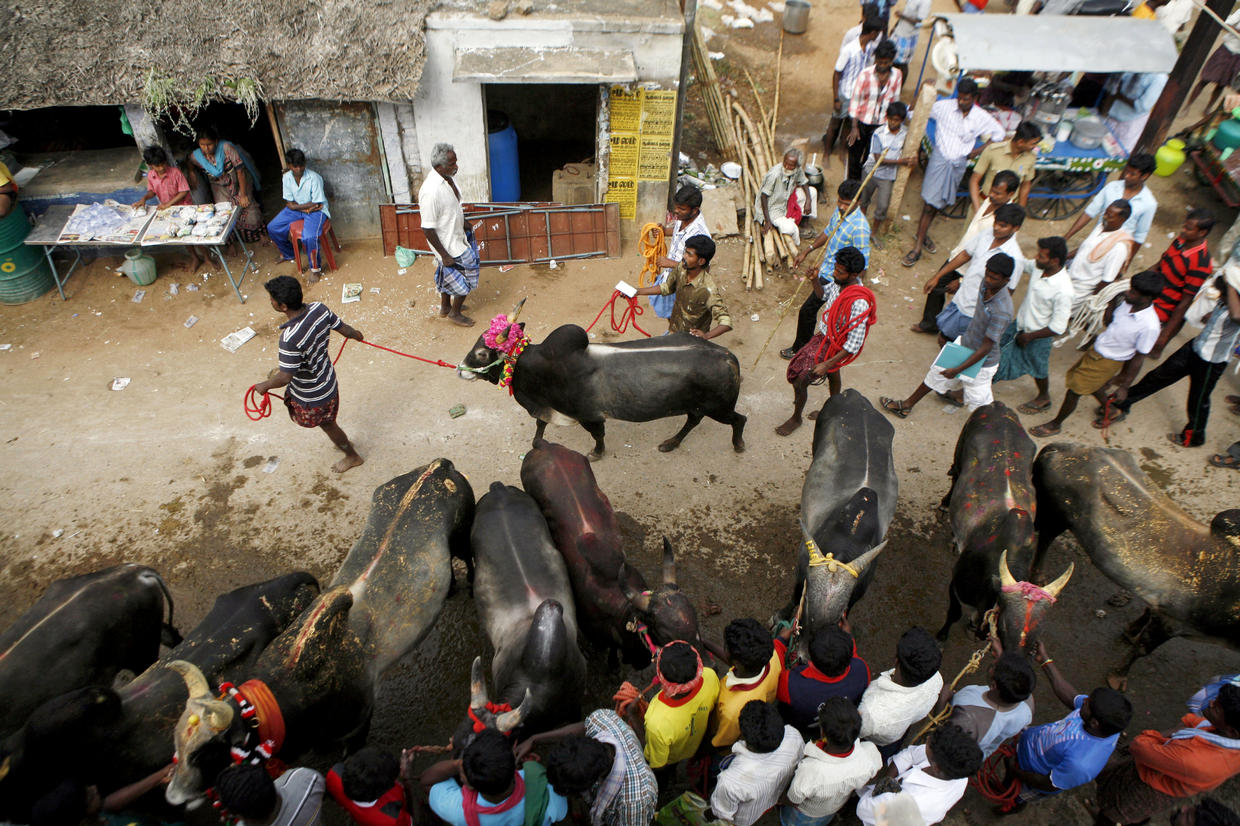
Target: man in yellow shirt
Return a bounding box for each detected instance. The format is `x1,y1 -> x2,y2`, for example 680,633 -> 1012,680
0,161 -> 18,218
712,622 -> 784,750
634,642 -> 720,775
968,122 -> 1042,209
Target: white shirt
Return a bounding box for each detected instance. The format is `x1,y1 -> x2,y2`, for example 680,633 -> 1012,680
786,739 -> 883,818
835,38 -> 876,99
1223,8 -> 1240,52
1093,300 -> 1161,360
1156,0 -> 1194,35
1084,180 -> 1157,244
417,168 -> 468,261
665,212 -> 711,274
930,99 -> 1005,161
1069,224 -> 1131,304
951,198 -> 1000,259
951,230 -> 1025,317
710,726 -> 803,826
856,745 -> 968,826
1016,268 -> 1074,334
949,684 -> 1035,759
858,669 -> 945,746
892,0 -> 932,39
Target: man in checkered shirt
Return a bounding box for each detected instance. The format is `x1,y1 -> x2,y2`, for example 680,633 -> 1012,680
777,246 -> 876,436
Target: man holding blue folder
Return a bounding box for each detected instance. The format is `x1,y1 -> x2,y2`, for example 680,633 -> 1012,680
881,253 -> 1015,417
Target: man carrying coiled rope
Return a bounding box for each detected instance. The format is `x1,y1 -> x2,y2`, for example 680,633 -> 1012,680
776,246 -> 875,436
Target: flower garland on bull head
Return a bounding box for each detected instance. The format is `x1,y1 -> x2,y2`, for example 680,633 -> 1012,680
483,299 -> 530,393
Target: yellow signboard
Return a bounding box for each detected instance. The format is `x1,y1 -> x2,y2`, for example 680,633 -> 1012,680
606,86 -> 679,218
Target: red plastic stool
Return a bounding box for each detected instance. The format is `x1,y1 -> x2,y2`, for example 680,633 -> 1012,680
289,218 -> 342,273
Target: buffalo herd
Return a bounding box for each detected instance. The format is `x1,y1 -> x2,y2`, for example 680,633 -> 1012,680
1,377 -> 1237,820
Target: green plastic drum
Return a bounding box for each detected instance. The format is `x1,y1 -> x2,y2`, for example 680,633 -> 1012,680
0,207 -> 54,305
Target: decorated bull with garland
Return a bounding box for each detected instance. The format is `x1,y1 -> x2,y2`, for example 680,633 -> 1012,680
458,299 -> 747,460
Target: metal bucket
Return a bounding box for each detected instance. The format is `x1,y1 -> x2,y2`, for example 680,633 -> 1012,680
783,0 -> 810,33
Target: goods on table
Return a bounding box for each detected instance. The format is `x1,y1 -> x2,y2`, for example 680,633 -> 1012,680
142,202 -> 235,245
57,201 -> 153,244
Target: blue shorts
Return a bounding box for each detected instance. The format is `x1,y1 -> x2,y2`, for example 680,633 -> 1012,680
779,806 -> 834,826
935,302 -> 972,342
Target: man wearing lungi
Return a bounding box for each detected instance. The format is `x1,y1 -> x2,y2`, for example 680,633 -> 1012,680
993,237 -> 1073,415
902,78 -> 1004,268
418,143 -> 478,328
252,276 -> 365,474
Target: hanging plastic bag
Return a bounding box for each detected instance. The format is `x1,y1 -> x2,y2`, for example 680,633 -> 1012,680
395,246 -> 417,268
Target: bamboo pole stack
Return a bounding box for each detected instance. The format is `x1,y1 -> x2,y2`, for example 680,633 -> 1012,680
733,95 -> 794,291
689,26 -> 735,157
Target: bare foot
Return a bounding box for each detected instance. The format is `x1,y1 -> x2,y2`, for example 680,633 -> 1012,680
445,313 -> 475,327
807,410 -> 820,421
1029,422 -> 1061,437
775,417 -> 801,436
333,453 -> 364,473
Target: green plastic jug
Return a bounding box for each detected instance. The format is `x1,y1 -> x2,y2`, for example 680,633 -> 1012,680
120,247 -> 157,286
1212,108 -> 1240,152
1154,138 -> 1187,176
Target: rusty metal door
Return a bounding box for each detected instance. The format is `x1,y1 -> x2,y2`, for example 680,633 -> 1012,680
273,101 -> 388,239
379,203 -> 621,264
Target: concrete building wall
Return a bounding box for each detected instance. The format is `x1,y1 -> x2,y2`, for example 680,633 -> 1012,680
413,11 -> 683,225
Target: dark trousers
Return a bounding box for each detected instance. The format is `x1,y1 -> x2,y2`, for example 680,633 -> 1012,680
848,121 -> 880,181
1114,339 -> 1228,445
791,292 -> 826,353
916,267 -> 962,331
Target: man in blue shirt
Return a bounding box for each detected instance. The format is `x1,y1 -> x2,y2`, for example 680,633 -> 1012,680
1064,153 -> 1158,260
422,729 -> 569,826
783,179 -> 871,359
268,148 -> 332,281
1004,641 -> 1133,811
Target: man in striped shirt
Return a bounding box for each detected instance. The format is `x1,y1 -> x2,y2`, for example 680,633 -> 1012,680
1149,208 -> 1216,359
253,275 -> 365,473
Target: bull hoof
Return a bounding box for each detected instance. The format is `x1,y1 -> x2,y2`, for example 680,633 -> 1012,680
587,449 -> 606,461
1106,673 -> 1129,692
658,439 -> 682,453
733,438 -> 746,453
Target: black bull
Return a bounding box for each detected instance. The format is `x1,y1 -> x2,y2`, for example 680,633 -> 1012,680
459,323 -> 746,460
1034,442 -> 1240,686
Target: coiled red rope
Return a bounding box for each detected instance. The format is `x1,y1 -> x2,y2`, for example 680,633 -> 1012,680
585,290 -> 652,338
811,284 -> 878,374
971,742 -> 1022,811
245,337 -> 458,421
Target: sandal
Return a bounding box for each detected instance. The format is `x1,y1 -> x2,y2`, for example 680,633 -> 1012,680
1029,423 -> 1061,437
936,391 -> 964,408
1017,400 -> 1053,414
901,250 -> 921,267
880,396 -> 912,418
1209,453 -> 1240,468
923,235 -> 937,254
1091,409 -> 1127,428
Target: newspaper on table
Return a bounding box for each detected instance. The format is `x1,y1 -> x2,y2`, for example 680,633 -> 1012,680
56,201 -> 153,244
142,202 -> 236,245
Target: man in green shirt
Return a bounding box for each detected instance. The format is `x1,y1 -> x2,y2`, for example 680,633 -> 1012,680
968,121 -> 1042,209
633,236 -> 733,339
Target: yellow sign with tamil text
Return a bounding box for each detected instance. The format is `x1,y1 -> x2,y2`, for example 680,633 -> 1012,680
606,86 -> 679,218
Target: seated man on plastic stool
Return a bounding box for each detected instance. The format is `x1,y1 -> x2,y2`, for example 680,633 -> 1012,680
269,148 -> 331,283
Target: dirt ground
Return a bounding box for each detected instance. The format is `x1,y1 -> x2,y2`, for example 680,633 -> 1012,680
3,4 -> 1240,824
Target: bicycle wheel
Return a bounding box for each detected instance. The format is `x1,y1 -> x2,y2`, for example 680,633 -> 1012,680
1025,170 -> 1099,222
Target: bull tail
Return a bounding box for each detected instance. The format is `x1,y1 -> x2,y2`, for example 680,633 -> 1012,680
151,571 -> 182,648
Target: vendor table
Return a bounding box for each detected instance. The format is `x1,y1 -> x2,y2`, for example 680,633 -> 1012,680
139,206 -> 258,304
23,203 -> 258,303
922,114 -> 1127,221
1188,143 -> 1240,209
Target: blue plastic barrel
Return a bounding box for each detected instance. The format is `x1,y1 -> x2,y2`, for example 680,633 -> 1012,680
487,110 -> 521,202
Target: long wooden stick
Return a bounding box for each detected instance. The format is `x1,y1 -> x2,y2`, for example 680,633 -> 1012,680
750,149 -> 889,369
771,28 -> 785,135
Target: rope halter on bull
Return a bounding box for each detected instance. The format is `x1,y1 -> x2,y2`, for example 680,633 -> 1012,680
483,298 -> 530,394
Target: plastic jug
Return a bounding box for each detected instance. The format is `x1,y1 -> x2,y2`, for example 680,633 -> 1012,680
1154,138 -> 1187,177
1212,108 -> 1240,152
119,248 -> 158,286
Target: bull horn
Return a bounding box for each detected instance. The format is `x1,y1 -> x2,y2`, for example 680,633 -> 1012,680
661,537 -> 678,586
469,656 -> 489,710
623,579 -> 652,613
508,297 -> 527,325
799,520 -> 827,565
169,660 -> 211,699
494,688 -> 531,733
851,539 -> 889,574
998,550 -> 1017,589
1043,562 -> 1075,599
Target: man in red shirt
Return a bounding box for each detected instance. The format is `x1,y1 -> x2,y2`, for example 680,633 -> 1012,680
1093,682 -> 1240,825
1150,209 -> 1215,359
328,747 -> 413,826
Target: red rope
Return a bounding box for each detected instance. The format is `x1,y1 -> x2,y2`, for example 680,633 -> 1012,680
971,742 -> 1022,811
245,337 -> 458,421
811,284 -> 878,372
585,290 -> 652,338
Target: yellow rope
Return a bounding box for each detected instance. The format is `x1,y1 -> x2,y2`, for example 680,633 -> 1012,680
638,223 -> 667,288
911,608 -> 1000,744
804,536 -> 861,578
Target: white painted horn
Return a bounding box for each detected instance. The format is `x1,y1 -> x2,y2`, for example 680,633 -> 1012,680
998,550 -> 1017,588
661,537 -> 678,585
495,688 -> 531,733
169,660 -> 211,699
1044,562 -> 1075,598
469,656 -> 489,709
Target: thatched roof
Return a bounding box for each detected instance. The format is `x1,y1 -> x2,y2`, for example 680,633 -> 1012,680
0,0 -> 433,110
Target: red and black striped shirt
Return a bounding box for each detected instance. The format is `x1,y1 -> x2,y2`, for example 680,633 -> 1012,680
1153,238 -> 1212,323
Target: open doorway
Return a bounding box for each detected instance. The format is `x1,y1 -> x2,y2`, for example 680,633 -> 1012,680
158,101 -> 284,219
483,84 -> 596,202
